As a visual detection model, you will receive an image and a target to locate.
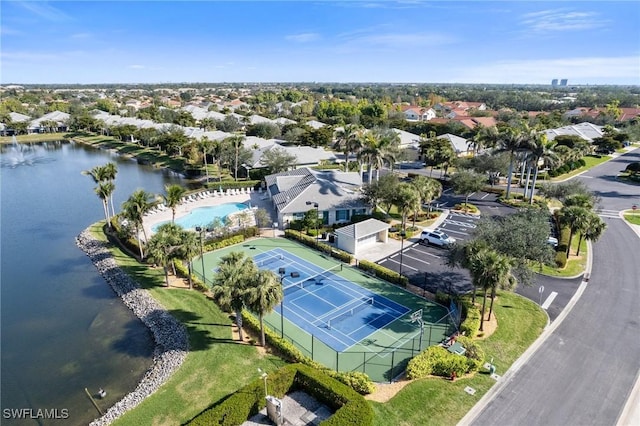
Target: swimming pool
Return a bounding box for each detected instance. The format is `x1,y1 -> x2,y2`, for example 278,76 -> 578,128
152,203 -> 249,232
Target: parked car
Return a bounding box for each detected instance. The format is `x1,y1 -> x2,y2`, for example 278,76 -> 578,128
420,229 -> 456,247
547,236 -> 559,248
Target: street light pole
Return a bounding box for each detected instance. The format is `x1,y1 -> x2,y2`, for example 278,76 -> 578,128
306,201 -> 320,247
279,268 -> 286,338
399,230 -> 406,277
195,226 -> 206,285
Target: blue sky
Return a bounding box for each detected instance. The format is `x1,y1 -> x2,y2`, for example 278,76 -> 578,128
1,1 -> 639,85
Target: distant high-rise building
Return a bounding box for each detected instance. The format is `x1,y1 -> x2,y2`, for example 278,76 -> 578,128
560,79 -> 568,86
551,79 -> 558,86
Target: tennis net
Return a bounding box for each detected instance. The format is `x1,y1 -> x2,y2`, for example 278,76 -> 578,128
282,264 -> 342,296
257,253 -> 285,267
326,297 -> 374,330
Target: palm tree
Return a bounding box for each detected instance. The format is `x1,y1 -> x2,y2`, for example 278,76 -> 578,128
180,230 -> 200,290
576,212 -> 606,256
394,183 -> 421,231
121,189 -> 157,258
247,270 -> 283,346
95,181 -> 114,225
358,128 -> 399,184
210,252 -> 257,342
146,223 -> 184,287
470,125 -> 498,155
527,134 -> 559,203
471,248 -> 514,330
333,124 -> 364,172
495,127 -> 525,199
198,136 -> 214,182
410,175 -> 442,228
103,162 -> 118,217
224,134 -> 246,181
163,184 -> 186,223
446,239 -> 488,304
559,205 -> 590,257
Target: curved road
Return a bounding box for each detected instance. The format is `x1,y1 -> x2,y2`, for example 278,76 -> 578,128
466,148 -> 640,425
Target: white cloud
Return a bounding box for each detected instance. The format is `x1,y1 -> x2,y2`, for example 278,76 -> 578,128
285,33 -> 320,43
70,32 -> 92,39
16,1 -> 71,21
521,9 -> 608,33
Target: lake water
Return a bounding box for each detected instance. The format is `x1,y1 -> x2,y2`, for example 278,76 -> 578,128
0,141 -> 184,425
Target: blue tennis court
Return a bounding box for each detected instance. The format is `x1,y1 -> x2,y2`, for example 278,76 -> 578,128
253,248 -> 411,352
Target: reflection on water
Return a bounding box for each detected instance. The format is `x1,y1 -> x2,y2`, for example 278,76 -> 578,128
0,140 -> 184,425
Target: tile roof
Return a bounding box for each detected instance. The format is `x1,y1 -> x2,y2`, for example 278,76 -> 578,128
265,167 -> 365,214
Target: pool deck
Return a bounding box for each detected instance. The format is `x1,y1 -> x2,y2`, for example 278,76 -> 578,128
142,188 -> 276,239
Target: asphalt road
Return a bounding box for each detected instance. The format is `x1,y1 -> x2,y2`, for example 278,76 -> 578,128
469,148 -> 640,425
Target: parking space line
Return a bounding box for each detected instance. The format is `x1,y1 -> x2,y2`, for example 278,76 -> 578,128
438,228 -> 469,236
410,245 -> 442,258
541,291 -> 558,310
385,257 -> 419,271
402,253 -> 431,266
481,193 -> 490,199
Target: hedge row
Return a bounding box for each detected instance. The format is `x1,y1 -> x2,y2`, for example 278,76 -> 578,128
241,311 -> 375,395
187,364 -> 373,426
357,259 -> 409,287
548,158 -> 587,177
205,179 -> 262,190
202,227 -> 259,252
283,230 -> 354,264
459,297 -> 481,338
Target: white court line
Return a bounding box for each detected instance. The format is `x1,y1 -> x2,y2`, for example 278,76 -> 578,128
541,291 -> 558,310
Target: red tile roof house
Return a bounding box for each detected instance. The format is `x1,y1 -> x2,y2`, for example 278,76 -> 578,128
401,105 -> 436,121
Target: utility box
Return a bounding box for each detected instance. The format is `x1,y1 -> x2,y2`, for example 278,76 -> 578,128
266,396 -> 283,426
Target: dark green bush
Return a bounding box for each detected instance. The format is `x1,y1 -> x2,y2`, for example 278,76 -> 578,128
459,297 -> 481,338
283,230 -> 353,264
187,364 -> 373,426
406,346 -> 468,379
357,259 -> 409,287
207,179 -> 261,190
555,251 -> 567,268
241,311 -> 374,395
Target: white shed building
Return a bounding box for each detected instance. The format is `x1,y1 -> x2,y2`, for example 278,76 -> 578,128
334,218 -> 390,255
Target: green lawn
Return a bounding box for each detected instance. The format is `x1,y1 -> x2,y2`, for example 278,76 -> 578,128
0,132 -> 71,143
536,233 -> 587,278
92,223 -> 546,426
90,224 -> 286,426
369,292 -> 547,426
550,155 -> 611,181
624,212 -> 640,226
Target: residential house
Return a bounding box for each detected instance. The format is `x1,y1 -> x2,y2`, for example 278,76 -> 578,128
264,167 -> 369,229
437,133 -> 473,157
28,111 -> 70,133
402,106 -> 436,121
543,123 -> 604,142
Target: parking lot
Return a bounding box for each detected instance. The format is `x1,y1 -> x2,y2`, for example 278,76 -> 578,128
378,210 -> 480,295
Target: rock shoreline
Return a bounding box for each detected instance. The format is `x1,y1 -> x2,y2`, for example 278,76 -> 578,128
76,229 -> 188,426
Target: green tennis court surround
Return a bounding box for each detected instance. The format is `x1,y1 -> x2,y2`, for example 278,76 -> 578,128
197,238 -> 456,382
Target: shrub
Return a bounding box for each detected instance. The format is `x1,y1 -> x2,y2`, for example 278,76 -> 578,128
406,346 -> 467,379
241,311 -> 374,395
187,364 -> 374,426
357,259 -> 409,287
456,335 -> 484,373
283,230 -> 353,264
207,179 -> 261,191
555,251 -> 567,268
459,298 -> 481,337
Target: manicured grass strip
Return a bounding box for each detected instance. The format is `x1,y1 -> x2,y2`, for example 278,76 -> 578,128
624,213 -> 640,226
0,132 -> 71,143
369,291 -> 547,426
89,224 -> 286,426
550,155 -> 611,181
536,233 -> 587,277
